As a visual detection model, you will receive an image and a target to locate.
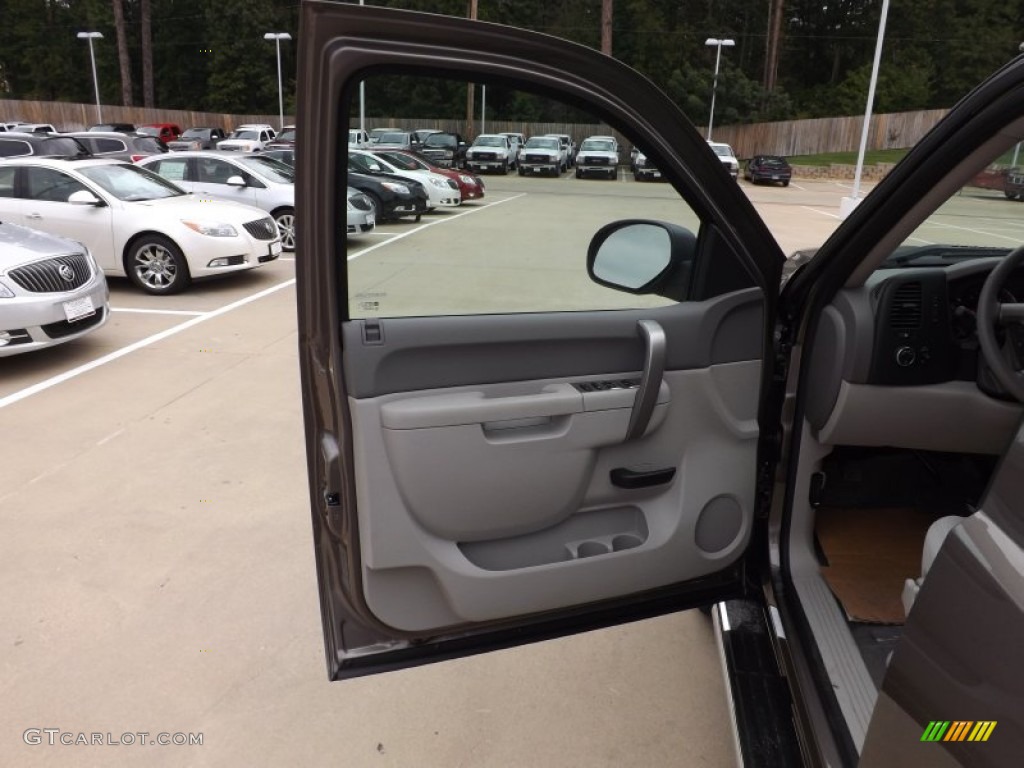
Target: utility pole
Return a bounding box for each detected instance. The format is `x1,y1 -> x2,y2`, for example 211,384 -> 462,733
601,0 -> 613,56
466,0 -> 478,138
763,0 -> 785,93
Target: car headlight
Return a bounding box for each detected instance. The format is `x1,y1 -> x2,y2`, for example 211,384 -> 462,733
381,182 -> 410,194
182,220 -> 239,237
428,177 -> 448,189
0,280 -> 14,299
458,174 -> 475,185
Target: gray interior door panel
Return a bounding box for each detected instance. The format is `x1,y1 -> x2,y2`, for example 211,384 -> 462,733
343,288 -> 763,397
344,290 -> 764,633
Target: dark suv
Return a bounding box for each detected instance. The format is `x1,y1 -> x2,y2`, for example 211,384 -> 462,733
1004,167 -> 1024,199
66,132 -> 167,162
417,131 -> 467,168
0,132 -> 90,159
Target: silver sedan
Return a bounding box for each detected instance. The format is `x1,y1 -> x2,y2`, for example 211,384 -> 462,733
0,222 -> 109,356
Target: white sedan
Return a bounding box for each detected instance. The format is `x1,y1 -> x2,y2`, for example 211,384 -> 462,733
0,158 -> 281,294
349,150 -> 460,209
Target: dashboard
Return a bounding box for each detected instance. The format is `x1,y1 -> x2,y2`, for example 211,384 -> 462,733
804,255 -> 1024,455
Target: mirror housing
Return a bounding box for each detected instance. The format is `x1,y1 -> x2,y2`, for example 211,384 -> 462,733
587,220 -> 697,301
67,190 -> 104,206
226,175 -> 246,187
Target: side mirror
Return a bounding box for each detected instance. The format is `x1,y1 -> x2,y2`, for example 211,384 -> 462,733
67,189 -> 104,206
587,220 -> 696,301
226,175 -> 246,187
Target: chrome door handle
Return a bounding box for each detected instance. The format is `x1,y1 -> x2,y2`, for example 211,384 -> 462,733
625,319 -> 666,441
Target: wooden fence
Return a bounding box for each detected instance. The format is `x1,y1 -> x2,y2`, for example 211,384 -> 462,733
2,97 -> 951,160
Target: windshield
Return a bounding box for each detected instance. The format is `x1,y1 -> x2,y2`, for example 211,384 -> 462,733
525,138 -> 559,149
79,163 -> 185,201
180,129 -> 208,139
376,132 -> 409,144
229,130 -> 259,140
711,145 -> 734,157
376,152 -> 424,171
474,137 -> 505,147
237,155 -> 295,183
424,134 -> 455,148
137,126 -> 160,136
276,129 -> 296,142
580,140 -> 615,151
756,156 -> 788,167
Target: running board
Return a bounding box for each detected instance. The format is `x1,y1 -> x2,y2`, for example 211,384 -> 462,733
713,600 -> 805,767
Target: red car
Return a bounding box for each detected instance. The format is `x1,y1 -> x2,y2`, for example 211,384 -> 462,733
138,123 -> 182,146
367,148 -> 485,203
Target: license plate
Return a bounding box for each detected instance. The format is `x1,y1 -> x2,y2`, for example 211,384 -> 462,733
532,168 -> 543,174
395,205 -> 413,212
63,296 -> 95,323
772,175 -> 780,180
652,172 -> 661,178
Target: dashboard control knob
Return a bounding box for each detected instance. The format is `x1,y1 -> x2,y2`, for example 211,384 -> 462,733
895,346 -> 916,367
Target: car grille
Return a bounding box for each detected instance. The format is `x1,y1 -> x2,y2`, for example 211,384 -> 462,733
524,154 -> 551,164
583,156 -> 610,165
473,152 -> 497,161
41,306 -> 105,339
1009,173 -> 1024,185
242,217 -> 278,240
349,193 -> 372,211
9,253 -> 92,293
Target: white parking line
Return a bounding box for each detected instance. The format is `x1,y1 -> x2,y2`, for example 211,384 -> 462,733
348,194 -> 527,261
0,278 -> 296,412
801,206 -> 842,220
926,219 -> 1024,244
790,182 -> 807,191
110,308 -> 206,316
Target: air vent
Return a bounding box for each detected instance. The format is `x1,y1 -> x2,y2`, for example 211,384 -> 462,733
889,282 -> 923,329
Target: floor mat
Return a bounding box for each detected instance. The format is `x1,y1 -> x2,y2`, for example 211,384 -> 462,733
816,506 -> 936,624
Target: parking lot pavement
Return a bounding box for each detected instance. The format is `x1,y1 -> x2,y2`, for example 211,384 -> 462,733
0,263 -> 735,767
1,174 -> 871,766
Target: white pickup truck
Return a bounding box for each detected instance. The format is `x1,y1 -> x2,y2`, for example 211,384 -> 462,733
517,135 -> 566,176
464,134 -> 516,173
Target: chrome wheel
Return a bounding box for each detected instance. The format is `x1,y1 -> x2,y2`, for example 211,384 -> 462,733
274,209 -> 296,251
128,237 -> 189,294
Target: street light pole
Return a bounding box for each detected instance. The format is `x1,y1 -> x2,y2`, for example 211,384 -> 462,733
77,32 -> 104,123
263,32 -> 292,131
704,38 -> 735,141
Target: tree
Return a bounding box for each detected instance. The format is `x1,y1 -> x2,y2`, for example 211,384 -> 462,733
141,0 -> 154,107
111,0 -> 134,106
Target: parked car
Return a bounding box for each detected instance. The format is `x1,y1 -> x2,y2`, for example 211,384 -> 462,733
498,132 -> 525,164
1003,167 -> 1024,199
411,128 -> 442,149
417,131 -> 468,169
138,151 -> 297,252
348,128 -> 370,149
371,130 -> 413,150
167,127 -> 227,151
574,135 -> 619,179
87,123 -> 136,134
0,220 -> 109,356
10,123 -> 58,134
219,124 -> 277,152
263,148 -> 295,167
370,149 -> 485,203
266,126 -> 296,150
0,158 -> 280,294
368,127 -> 399,143
346,186 -> 376,238
0,133 -> 90,160
518,135 -> 566,176
352,150 -> 460,209
345,168 -> 429,222
632,151 -> 663,181
744,154 -> 792,186
65,131 -> 167,163
463,134 -> 516,174
298,6 -> 1024,767
707,140 -> 740,178
545,133 -> 576,166
137,123 -> 182,146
